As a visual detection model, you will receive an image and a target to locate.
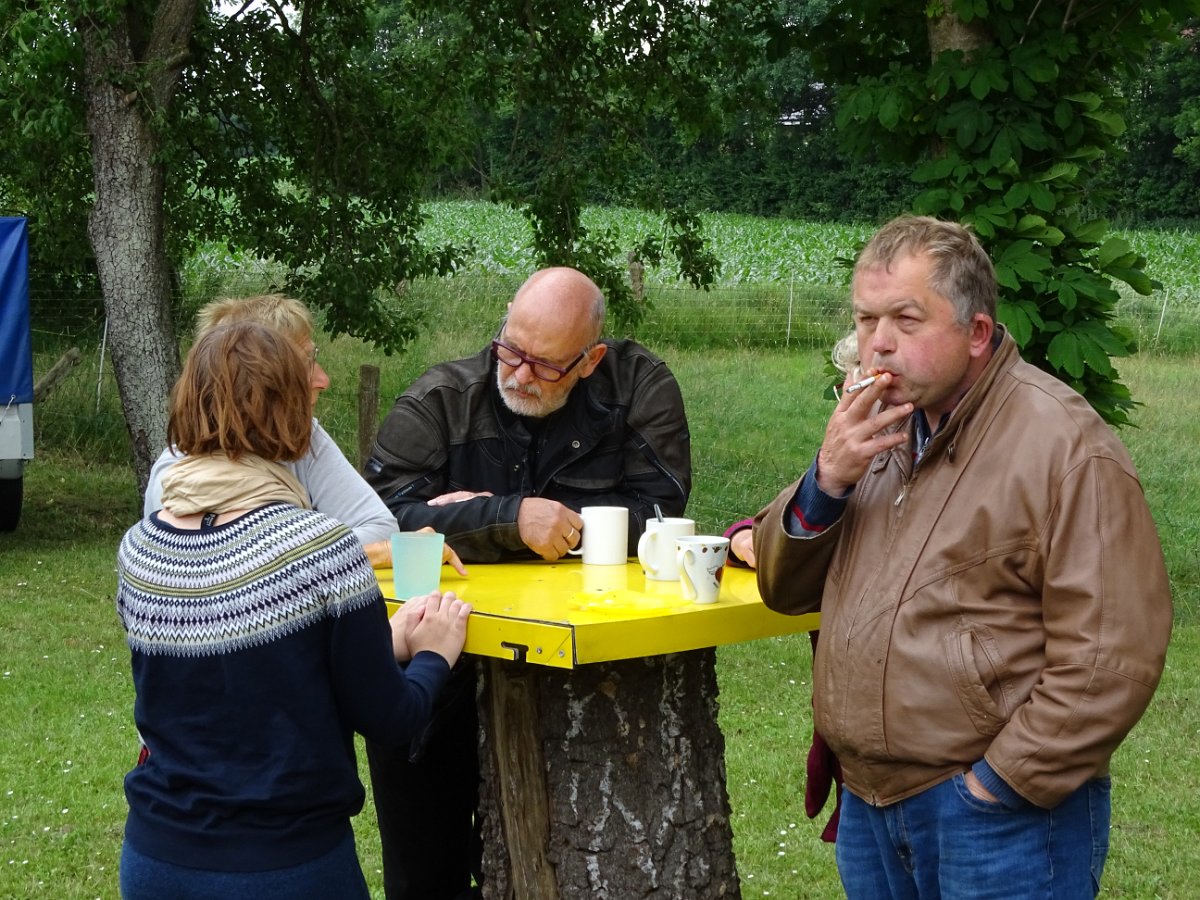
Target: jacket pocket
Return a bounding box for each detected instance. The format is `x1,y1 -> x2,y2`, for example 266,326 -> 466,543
944,620 -> 1013,737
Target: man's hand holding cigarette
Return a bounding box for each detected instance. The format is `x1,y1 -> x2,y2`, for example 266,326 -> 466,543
816,372 -> 911,496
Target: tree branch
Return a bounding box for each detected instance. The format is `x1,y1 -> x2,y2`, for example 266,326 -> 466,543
145,0 -> 199,109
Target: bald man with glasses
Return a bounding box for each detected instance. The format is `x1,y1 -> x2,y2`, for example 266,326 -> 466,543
361,266 -> 691,899
364,265 -> 691,565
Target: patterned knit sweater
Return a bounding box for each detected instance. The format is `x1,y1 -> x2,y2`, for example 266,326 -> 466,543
116,503 -> 450,872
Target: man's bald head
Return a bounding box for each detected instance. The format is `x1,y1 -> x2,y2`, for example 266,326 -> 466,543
508,267 -> 605,349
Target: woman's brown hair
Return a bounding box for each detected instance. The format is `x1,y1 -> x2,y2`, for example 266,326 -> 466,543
167,321 -> 313,462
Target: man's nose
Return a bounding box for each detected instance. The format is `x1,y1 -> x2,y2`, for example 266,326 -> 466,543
512,361 -> 537,385
869,321 -> 897,356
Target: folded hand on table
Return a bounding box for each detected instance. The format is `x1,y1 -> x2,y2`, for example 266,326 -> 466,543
393,590 -> 471,668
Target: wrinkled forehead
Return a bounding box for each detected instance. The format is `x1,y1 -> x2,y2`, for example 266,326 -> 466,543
504,303 -> 590,360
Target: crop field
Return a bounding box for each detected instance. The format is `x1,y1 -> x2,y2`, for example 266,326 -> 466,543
415,200 -> 1200,294
163,200 -> 1200,367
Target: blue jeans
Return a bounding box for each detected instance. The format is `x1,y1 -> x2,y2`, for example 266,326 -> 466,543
119,830 -> 370,900
835,774 -> 1111,899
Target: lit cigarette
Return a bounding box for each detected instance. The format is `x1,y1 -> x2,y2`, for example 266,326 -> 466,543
844,375 -> 878,395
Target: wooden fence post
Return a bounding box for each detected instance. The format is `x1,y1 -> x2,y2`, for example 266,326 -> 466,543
358,364 -> 380,469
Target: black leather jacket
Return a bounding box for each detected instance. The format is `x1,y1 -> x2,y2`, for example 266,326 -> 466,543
363,341 -> 692,562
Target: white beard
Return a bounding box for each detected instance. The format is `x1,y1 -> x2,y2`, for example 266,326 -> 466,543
496,370 -> 569,418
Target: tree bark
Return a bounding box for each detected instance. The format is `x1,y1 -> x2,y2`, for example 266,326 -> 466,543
479,650 -> 740,899
79,2 -> 196,494
927,0 -> 992,61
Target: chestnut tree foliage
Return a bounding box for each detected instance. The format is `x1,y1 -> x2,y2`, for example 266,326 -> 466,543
803,0 -> 1200,425
0,0 -> 764,487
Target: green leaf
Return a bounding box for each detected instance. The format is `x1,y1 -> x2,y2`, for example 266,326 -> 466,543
1054,100 -> 1075,130
1097,237 -> 1133,268
990,126 -> 1016,168
1011,69 -> 1038,102
1015,53 -> 1057,84
1047,331 -> 1085,378
914,187 -> 951,213
1059,283 -> 1077,310
995,241 -> 1052,286
1080,336 -> 1116,377
1081,109 -> 1126,136
1071,219 -> 1110,244
952,110 -> 980,147
995,264 -> 1020,291
1012,121 -> 1049,151
966,61 -> 1007,101
879,94 -> 901,129
997,300 -> 1034,345
1029,182 -> 1056,212
1106,266 -> 1155,296
1012,212 -> 1045,231
1064,92 -> 1102,111
1078,320 -> 1133,358
1034,162 -> 1077,183
1004,182 -> 1031,209
1013,215 -> 1064,246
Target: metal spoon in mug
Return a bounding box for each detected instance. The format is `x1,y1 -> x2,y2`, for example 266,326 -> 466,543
654,504 -> 665,523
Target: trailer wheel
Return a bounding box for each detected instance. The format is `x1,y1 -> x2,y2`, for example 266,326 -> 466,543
0,477 -> 22,531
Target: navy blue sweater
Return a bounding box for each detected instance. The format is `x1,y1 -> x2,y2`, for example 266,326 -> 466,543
116,503 -> 450,871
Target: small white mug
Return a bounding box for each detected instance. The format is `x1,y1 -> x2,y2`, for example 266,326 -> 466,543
567,506 -> 629,566
676,535 -> 730,604
637,517 -> 695,581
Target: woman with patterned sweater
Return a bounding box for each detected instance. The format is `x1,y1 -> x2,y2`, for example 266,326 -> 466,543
116,321 -> 470,899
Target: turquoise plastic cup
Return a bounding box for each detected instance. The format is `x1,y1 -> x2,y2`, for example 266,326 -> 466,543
390,532 -> 445,599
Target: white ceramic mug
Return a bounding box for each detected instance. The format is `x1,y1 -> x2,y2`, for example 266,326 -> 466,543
637,517 -> 696,581
567,506 -> 630,566
676,535 -> 730,604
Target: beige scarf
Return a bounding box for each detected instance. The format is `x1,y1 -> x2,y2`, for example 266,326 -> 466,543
160,452 -> 310,516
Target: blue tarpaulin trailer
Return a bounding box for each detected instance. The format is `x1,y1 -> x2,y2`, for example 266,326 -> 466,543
1,216 -> 33,531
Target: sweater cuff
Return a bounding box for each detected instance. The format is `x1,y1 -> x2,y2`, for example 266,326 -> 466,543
971,759 -> 1026,809
723,519 -> 754,568
787,459 -> 848,535
723,518 -> 753,540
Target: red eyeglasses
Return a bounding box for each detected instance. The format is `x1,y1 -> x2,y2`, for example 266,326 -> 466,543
491,338 -> 589,383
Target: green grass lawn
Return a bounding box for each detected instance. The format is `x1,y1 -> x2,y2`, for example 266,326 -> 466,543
2,339 -> 1197,898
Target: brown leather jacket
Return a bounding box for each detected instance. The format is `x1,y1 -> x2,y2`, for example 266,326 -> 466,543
754,330 -> 1172,809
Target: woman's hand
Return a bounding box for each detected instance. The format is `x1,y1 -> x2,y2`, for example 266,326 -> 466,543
388,595 -> 427,662
416,526 -> 468,576
407,591 -> 471,668
730,528 -> 757,568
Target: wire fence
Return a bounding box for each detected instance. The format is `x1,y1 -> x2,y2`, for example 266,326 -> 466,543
29,272 -> 1200,352
25,274 -> 1200,470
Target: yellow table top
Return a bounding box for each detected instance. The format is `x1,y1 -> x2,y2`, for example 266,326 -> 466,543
378,558 -> 819,669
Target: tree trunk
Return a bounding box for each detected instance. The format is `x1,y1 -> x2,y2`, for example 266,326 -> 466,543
79,2 -> 196,495
478,650 -> 740,899
926,2 -> 993,162
927,0 -> 992,61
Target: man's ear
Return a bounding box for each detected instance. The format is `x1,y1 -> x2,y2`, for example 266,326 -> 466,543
578,342 -> 608,378
968,314 -> 994,359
